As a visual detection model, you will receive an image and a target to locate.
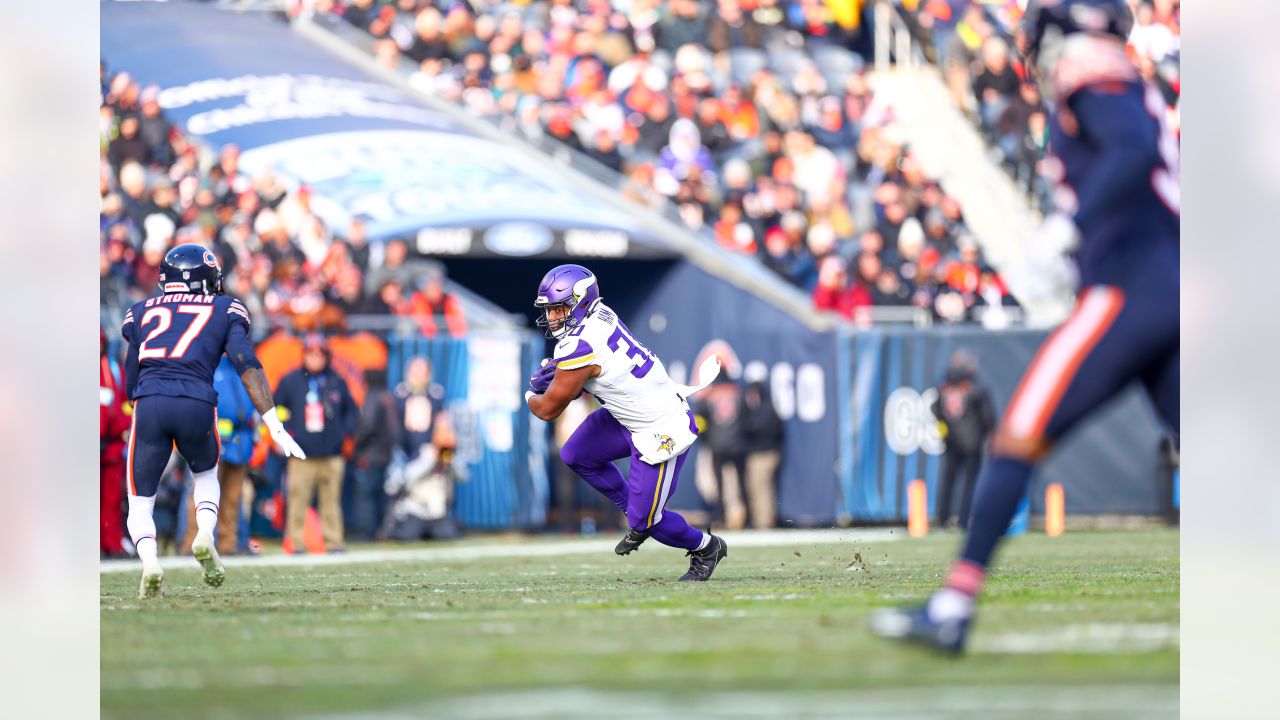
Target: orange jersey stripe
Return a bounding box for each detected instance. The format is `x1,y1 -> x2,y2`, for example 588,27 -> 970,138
126,405 -> 138,496
1004,287 -> 1125,441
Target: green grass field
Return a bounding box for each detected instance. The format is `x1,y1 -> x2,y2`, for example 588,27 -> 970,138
100,528 -> 1178,719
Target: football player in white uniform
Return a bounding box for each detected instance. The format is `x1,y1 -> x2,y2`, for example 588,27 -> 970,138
525,264 -> 728,581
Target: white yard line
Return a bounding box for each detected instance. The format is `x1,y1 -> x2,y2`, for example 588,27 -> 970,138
99,528 -> 899,574
315,685 -> 1178,720
970,623 -> 1180,654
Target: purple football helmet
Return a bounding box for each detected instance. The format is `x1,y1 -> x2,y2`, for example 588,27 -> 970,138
534,264 -> 600,339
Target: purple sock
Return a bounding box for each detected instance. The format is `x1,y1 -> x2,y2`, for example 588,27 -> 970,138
648,509 -> 704,551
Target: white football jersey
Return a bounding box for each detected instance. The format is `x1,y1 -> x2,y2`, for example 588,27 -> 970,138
552,301 -> 689,437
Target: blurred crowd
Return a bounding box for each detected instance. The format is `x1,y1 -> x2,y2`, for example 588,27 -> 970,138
99,64 -> 467,341
305,0 -> 1019,323
901,0 -> 1180,210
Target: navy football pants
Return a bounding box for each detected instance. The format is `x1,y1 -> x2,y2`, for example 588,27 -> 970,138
127,395 -> 220,498
1004,281 -> 1179,445
959,276 -> 1178,570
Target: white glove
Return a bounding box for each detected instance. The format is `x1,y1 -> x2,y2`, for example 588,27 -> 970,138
1023,212 -> 1081,302
262,406 -> 307,459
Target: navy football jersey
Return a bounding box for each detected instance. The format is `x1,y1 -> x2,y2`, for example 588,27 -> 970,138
1045,35 -> 1180,284
120,293 -> 261,405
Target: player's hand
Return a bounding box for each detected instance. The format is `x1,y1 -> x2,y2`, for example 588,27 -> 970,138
262,406 -> 307,459
1024,212 -> 1081,301
269,425 -> 308,460
1029,212 -> 1080,262
529,358 -> 556,395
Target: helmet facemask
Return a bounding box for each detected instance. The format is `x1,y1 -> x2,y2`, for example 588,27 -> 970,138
535,299 -> 577,340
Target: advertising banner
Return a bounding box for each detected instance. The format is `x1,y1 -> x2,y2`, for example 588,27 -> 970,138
848,326 -> 1171,521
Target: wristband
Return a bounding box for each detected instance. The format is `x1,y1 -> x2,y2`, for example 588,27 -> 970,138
524,390 -> 536,404
262,406 -> 285,434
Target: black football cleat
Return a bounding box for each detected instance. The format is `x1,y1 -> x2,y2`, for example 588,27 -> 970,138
868,603 -> 972,654
615,529 -> 650,555
679,534 -> 728,581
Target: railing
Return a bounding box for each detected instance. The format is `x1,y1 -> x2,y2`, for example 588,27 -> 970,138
874,0 -> 926,71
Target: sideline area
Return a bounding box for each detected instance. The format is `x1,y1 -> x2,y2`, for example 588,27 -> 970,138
100,527 -> 902,574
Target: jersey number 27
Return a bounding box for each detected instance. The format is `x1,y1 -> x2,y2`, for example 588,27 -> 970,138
138,305 -> 213,360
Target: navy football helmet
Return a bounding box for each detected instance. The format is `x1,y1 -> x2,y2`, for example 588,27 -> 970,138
1019,0 -> 1133,69
159,243 -> 223,295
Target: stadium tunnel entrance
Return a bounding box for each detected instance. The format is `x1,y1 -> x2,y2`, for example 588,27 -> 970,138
439,257 -> 681,343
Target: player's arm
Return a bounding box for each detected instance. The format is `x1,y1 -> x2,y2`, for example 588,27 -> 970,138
223,308 -> 307,459
1065,86 -> 1163,237
527,365 -> 599,422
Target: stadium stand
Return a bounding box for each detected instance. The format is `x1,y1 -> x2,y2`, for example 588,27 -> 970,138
290,0 -> 1020,325
100,63 -> 487,339
897,0 -> 1180,211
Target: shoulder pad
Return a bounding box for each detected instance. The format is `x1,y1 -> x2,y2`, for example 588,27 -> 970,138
553,336 -> 598,371
1052,35 -> 1139,103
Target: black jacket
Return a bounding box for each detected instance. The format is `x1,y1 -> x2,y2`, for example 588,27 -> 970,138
354,386 -> 399,468
930,379 -> 995,455
698,380 -> 747,457
275,367 -> 357,459
740,381 -> 783,452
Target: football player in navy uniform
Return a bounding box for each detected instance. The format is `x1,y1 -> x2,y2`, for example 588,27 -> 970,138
120,244 -> 305,598
871,0 -> 1179,652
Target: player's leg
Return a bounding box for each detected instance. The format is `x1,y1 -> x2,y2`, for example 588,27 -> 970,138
627,449 -> 729,581
1142,348 -> 1180,437
171,398 -> 225,587
559,408 -> 633,513
125,398 -> 174,598
872,286 -> 1169,649
952,287 -> 1144,602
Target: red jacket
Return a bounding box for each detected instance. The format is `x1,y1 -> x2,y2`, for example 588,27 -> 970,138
812,282 -> 872,319
400,291 -> 468,339
100,354 -> 130,458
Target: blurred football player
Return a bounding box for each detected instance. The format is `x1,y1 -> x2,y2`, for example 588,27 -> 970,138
121,244 -> 305,598
871,0 -> 1179,652
526,264 -> 728,581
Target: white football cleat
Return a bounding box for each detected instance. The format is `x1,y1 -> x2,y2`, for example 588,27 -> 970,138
139,562 -> 164,599
191,529 -> 226,588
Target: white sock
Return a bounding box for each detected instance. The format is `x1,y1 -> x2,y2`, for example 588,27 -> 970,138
695,533 -> 710,551
192,464 -> 220,537
927,588 -> 975,623
127,494 -> 158,567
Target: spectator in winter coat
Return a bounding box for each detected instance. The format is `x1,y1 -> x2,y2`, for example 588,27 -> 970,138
930,353 -> 997,529
275,335 -> 358,553
395,356 -> 451,462
695,375 -> 749,530
352,369 -> 399,541
655,120 -> 717,197
740,367 -> 783,529
101,329 -> 131,557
